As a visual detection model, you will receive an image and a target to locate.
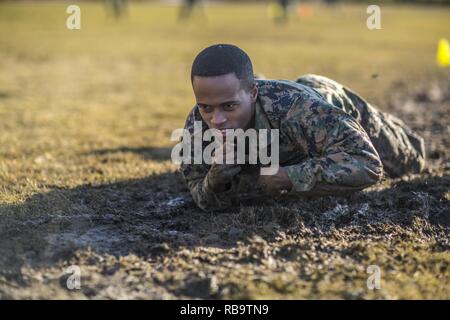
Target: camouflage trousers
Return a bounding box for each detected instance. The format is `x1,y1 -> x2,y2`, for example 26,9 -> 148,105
295,75 -> 426,178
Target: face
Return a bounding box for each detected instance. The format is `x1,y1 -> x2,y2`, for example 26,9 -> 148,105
192,73 -> 258,135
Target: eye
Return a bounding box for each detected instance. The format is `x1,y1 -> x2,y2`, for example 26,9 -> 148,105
198,104 -> 212,112
223,103 -> 237,111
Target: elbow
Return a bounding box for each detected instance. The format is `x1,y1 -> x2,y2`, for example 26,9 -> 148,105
364,164 -> 383,187
342,160 -> 383,191
354,152 -> 384,188
191,191 -> 231,212
369,156 -> 384,184
192,193 -> 213,212
356,160 -> 384,189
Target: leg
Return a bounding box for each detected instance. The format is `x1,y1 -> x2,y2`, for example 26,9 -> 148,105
295,74 -> 426,177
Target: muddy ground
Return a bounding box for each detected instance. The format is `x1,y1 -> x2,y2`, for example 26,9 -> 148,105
0,81 -> 449,299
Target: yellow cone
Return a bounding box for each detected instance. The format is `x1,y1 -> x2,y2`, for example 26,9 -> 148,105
436,38 -> 450,67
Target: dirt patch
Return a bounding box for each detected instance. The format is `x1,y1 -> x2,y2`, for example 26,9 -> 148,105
0,81 -> 449,299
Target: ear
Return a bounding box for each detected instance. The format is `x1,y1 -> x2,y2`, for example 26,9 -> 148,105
250,84 -> 258,103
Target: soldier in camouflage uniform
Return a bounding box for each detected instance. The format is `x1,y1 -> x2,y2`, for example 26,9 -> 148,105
181,44 -> 426,211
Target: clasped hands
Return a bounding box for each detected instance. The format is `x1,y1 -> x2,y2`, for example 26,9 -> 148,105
206,141 -> 293,195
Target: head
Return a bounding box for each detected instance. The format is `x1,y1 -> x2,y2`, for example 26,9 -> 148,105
191,44 -> 258,132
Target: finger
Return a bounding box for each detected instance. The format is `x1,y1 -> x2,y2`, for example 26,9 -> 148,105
219,165 -> 241,178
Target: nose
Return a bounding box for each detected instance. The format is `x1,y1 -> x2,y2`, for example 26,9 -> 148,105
210,110 -> 227,128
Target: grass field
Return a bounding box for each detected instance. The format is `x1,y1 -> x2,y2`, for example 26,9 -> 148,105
0,1 -> 449,299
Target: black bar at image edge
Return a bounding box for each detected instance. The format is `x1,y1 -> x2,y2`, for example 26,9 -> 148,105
0,300 -> 447,318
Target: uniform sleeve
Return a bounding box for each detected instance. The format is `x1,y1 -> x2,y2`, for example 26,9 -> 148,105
282,99 -> 383,195
180,108 -> 240,211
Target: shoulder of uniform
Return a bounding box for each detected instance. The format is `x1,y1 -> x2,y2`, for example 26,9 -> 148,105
184,105 -> 202,130
256,79 -> 321,109
256,79 -> 332,125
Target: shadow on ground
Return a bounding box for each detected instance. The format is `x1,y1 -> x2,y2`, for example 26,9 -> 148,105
1,170 -> 448,287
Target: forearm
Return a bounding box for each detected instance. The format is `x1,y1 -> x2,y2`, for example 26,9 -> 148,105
284,152 -> 383,195
283,101 -> 383,195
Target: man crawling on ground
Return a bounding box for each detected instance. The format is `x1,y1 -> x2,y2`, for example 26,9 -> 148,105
179,44 -> 425,211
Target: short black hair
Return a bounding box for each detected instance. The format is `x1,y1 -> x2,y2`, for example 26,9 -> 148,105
191,44 -> 254,90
